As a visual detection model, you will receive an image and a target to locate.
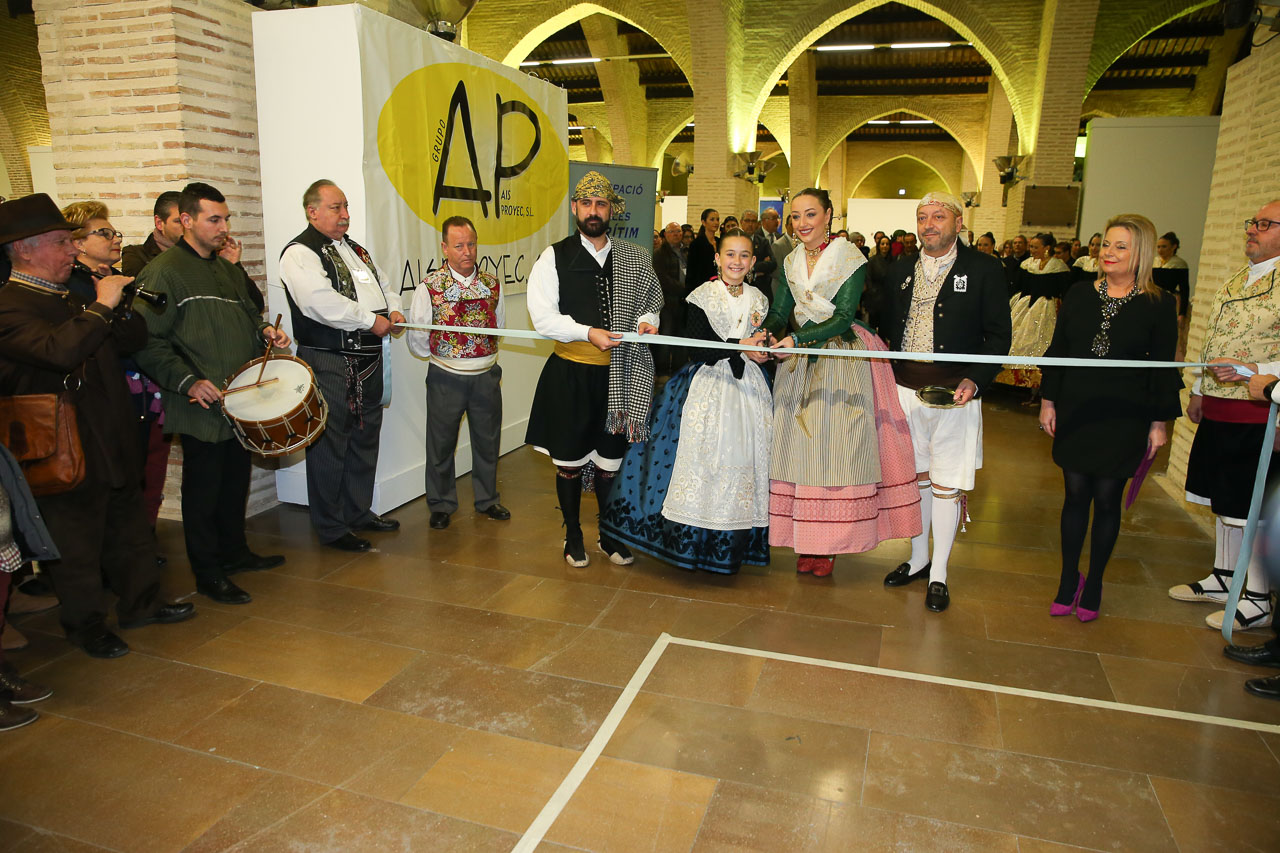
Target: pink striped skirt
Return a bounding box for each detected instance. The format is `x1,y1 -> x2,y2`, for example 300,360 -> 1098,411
768,326 -> 921,554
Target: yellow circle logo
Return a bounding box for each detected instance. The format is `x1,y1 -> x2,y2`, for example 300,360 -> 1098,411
377,63 -> 568,242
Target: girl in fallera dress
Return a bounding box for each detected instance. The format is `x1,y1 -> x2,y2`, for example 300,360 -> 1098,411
599,230 -> 774,573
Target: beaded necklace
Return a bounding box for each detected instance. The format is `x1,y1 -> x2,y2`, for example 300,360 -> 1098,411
1091,280 -> 1140,356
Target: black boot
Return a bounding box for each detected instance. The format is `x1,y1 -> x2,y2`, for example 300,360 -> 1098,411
556,472 -> 588,567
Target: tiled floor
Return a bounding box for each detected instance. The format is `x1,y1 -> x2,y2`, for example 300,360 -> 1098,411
3,389 -> 1279,852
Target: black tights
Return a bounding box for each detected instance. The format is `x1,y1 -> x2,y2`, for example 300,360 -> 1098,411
1057,470 -> 1126,611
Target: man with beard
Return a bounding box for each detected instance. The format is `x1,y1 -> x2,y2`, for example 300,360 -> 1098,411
280,180 -> 405,552
880,192 -> 1011,612
135,182 -> 290,605
525,171 -> 663,567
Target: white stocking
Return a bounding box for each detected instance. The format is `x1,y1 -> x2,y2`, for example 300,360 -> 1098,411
929,487 -> 962,585
908,480 -> 932,572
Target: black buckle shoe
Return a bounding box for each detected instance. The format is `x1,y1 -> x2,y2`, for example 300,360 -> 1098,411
196,577 -> 253,605
356,514 -> 400,533
1224,643 -> 1280,669
222,552 -> 285,574
481,504 -> 511,521
324,532 -> 372,552
884,562 -> 930,588
925,581 -> 950,613
1245,674 -> 1280,700
118,602 -> 196,630
429,511 -> 451,530
76,627 -> 129,659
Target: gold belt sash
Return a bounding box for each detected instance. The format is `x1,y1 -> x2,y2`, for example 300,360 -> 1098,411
555,340 -> 611,365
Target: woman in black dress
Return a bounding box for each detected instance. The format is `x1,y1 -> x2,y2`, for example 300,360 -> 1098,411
686,208 -> 720,296
1038,213 -> 1182,621
862,234 -> 894,330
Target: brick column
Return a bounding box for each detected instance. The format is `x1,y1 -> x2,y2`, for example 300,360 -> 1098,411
971,78 -> 1015,241
35,0 -> 275,518
581,15 -> 648,167
1168,37 -> 1280,496
684,0 -> 755,221
787,51 -> 818,191
1009,0 -> 1099,234
826,139 -> 845,225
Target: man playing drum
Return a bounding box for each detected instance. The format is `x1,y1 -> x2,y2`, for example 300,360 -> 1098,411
279,180 -> 405,552
136,182 -> 290,605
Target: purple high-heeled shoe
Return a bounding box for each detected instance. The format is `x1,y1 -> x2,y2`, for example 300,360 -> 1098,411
1051,574 -> 1084,617
1076,602 -> 1099,622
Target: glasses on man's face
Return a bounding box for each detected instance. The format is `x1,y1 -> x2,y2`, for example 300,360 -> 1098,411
87,227 -> 123,241
1245,218 -> 1279,232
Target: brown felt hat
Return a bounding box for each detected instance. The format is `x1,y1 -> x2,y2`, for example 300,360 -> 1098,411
0,194 -> 76,246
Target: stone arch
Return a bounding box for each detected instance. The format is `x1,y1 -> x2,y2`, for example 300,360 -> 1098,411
851,154 -> 953,196
814,103 -> 983,186
648,109 -> 695,171
756,115 -> 791,165
466,2 -> 694,85
1085,0 -> 1217,94
741,0 -> 1034,152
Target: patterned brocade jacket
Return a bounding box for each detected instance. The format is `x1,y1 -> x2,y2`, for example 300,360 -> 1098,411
419,265 -> 501,361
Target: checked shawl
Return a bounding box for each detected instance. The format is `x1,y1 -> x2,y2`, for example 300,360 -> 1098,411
602,238 -> 664,441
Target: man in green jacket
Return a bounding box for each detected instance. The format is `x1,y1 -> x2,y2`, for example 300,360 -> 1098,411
135,182 -> 290,605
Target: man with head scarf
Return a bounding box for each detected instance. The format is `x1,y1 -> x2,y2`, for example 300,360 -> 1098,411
524,171 -> 663,567
879,191 -> 1012,613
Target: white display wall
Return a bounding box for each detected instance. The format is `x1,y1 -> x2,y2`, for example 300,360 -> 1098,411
1079,117 -> 1219,297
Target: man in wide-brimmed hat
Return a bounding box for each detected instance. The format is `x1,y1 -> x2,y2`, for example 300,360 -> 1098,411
524,171 -> 663,567
0,193 -> 194,661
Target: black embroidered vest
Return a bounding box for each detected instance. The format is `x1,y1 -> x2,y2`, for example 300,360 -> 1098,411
551,234 -> 610,328
282,225 -> 385,354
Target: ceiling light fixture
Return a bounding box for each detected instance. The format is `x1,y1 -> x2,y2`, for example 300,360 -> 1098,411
899,119 -> 934,125
551,57 -> 601,65
889,41 -> 953,49
815,43 -> 876,52
867,120 -> 891,125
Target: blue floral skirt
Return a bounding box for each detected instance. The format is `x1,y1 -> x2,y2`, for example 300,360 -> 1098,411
599,362 -> 770,574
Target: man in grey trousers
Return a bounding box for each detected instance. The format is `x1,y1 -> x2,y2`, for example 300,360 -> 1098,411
406,216 -> 510,530
280,179 -> 405,552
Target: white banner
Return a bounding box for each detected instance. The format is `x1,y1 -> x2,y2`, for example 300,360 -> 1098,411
254,5 -> 569,511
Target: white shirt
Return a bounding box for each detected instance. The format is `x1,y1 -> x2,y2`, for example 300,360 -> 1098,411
406,263 -> 505,374
1248,254 -> 1280,287
1154,255 -> 1189,269
918,239 -> 958,282
526,234 -> 660,342
280,238 -> 401,331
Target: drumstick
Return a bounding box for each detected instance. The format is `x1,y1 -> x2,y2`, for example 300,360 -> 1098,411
188,377 -> 279,403
255,313 -> 283,385
223,377 -> 279,395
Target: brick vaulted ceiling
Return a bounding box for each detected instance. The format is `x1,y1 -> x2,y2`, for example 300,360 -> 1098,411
521,1 -> 1243,150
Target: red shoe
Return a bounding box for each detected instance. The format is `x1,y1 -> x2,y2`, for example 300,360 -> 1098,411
811,556 -> 835,577
796,556 -> 813,574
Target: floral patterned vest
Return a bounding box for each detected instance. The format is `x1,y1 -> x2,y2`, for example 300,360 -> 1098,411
421,265 -> 500,360
1200,265 -> 1280,400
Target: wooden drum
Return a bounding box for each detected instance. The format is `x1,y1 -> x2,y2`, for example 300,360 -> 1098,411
221,354 -> 328,457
